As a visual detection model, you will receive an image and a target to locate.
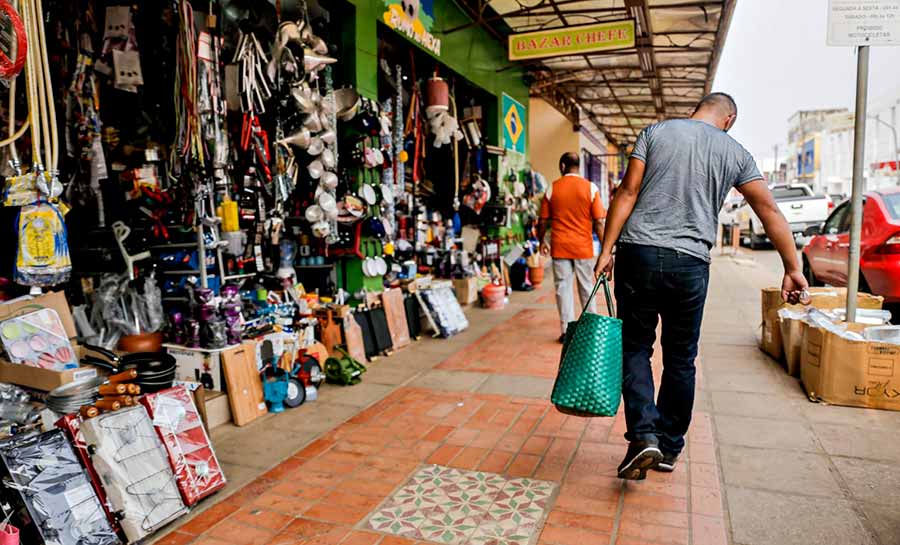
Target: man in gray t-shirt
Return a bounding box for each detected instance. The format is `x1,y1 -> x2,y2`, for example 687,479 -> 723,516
595,93 -> 808,480
619,118 -> 763,261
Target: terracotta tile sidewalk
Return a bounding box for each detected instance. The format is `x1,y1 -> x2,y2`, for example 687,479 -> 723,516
158,387 -> 725,544
436,309 -> 572,379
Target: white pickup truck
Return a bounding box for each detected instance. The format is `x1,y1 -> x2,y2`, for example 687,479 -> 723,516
724,184 -> 832,249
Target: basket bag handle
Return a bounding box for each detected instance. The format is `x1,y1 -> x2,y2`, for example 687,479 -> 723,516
582,273 -> 616,318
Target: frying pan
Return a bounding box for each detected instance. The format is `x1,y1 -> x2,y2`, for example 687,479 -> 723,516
46,369 -> 138,414
82,345 -> 176,393
82,345 -> 175,372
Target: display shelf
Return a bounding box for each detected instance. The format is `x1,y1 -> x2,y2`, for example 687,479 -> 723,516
149,242 -> 199,250
222,272 -> 258,281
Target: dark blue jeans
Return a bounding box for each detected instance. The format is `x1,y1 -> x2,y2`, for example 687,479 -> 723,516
614,244 -> 710,455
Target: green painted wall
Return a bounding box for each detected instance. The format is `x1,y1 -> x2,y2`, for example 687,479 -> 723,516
342,0 -> 529,153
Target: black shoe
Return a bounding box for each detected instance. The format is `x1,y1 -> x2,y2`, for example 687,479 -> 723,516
617,441 -> 663,480
653,452 -> 678,473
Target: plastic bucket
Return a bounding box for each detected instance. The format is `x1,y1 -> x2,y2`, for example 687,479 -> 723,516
482,284 -> 505,310
0,524 -> 20,545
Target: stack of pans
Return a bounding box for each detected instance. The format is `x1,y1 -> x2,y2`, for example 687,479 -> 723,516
46,377 -> 105,414
120,352 -> 176,393
82,346 -> 177,394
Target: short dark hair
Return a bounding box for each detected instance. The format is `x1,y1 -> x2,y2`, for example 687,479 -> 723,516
559,152 -> 580,173
694,92 -> 737,117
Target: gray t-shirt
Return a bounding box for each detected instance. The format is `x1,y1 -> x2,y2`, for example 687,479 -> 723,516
619,119 -> 762,261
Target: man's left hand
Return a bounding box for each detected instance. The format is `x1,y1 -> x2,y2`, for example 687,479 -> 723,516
540,242 -> 551,257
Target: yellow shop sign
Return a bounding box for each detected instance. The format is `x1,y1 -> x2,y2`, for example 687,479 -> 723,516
383,1 -> 442,56
509,19 -> 635,61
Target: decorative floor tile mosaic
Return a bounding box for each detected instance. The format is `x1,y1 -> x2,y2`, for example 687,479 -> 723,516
366,465 -> 557,545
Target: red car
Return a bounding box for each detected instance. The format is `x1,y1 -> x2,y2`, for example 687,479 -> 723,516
802,188 -> 900,305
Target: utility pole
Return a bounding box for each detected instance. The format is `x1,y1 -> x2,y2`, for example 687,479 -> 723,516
846,45 -> 869,322
891,104 -> 900,186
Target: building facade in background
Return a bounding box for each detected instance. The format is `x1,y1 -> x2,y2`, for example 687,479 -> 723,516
786,93 -> 900,198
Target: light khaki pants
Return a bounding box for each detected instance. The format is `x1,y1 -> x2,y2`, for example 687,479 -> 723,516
552,258 -> 596,336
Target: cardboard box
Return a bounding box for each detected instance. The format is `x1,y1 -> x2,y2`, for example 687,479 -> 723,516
204,391 -> 232,429
801,322 -> 900,411
779,315 -> 805,377
453,277 -> 479,306
166,344 -> 245,391
0,292 -> 97,391
761,287 -> 883,361
0,358 -> 97,392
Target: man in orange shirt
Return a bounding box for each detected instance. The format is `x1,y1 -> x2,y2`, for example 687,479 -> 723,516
538,152 -> 606,342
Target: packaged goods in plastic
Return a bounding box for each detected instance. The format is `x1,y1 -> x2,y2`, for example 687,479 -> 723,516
863,326 -> 900,345
54,414 -> 120,532
140,385 -> 226,505
80,405 -> 187,542
0,429 -> 120,545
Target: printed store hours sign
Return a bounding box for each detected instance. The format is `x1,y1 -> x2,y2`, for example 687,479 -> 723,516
383,0 -> 442,56
508,19 -> 635,61
827,0 -> 900,46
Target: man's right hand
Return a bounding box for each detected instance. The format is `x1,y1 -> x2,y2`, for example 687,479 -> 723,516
738,180 -> 811,303
782,269 -> 809,304
595,251 -> 614,280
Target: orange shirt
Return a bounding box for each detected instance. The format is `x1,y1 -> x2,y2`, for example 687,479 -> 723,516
539,174 -> 606,259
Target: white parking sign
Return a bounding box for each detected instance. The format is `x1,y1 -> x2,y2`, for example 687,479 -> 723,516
827,0 -> 900,45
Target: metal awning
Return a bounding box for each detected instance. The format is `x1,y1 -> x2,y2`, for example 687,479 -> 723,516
450,0 -> 736,147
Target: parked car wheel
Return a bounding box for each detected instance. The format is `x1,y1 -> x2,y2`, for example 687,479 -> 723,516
859,273 -> 872,295
886,303 -> 900,325
749,222 -> 766,250
803,256 -> 821,287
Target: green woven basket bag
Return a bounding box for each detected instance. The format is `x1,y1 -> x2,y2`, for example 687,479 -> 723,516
551,274 -> 622,417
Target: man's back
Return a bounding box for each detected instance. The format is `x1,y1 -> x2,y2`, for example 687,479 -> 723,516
540,174 -> 604,260
619,119 -> 761,261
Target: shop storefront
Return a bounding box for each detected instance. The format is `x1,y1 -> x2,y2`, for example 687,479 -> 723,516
0,0 -> 543,542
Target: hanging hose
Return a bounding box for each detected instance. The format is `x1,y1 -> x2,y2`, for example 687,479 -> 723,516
173,0 -> 201,165
29,0 -> 50,170
31,0 -> 57,171
0,0 -> 29,162
12,0 -> 71,289
20,0 -> 39,166
2,80 -> 29,152
17,0 -> 58,175
449,93 -> 460,211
